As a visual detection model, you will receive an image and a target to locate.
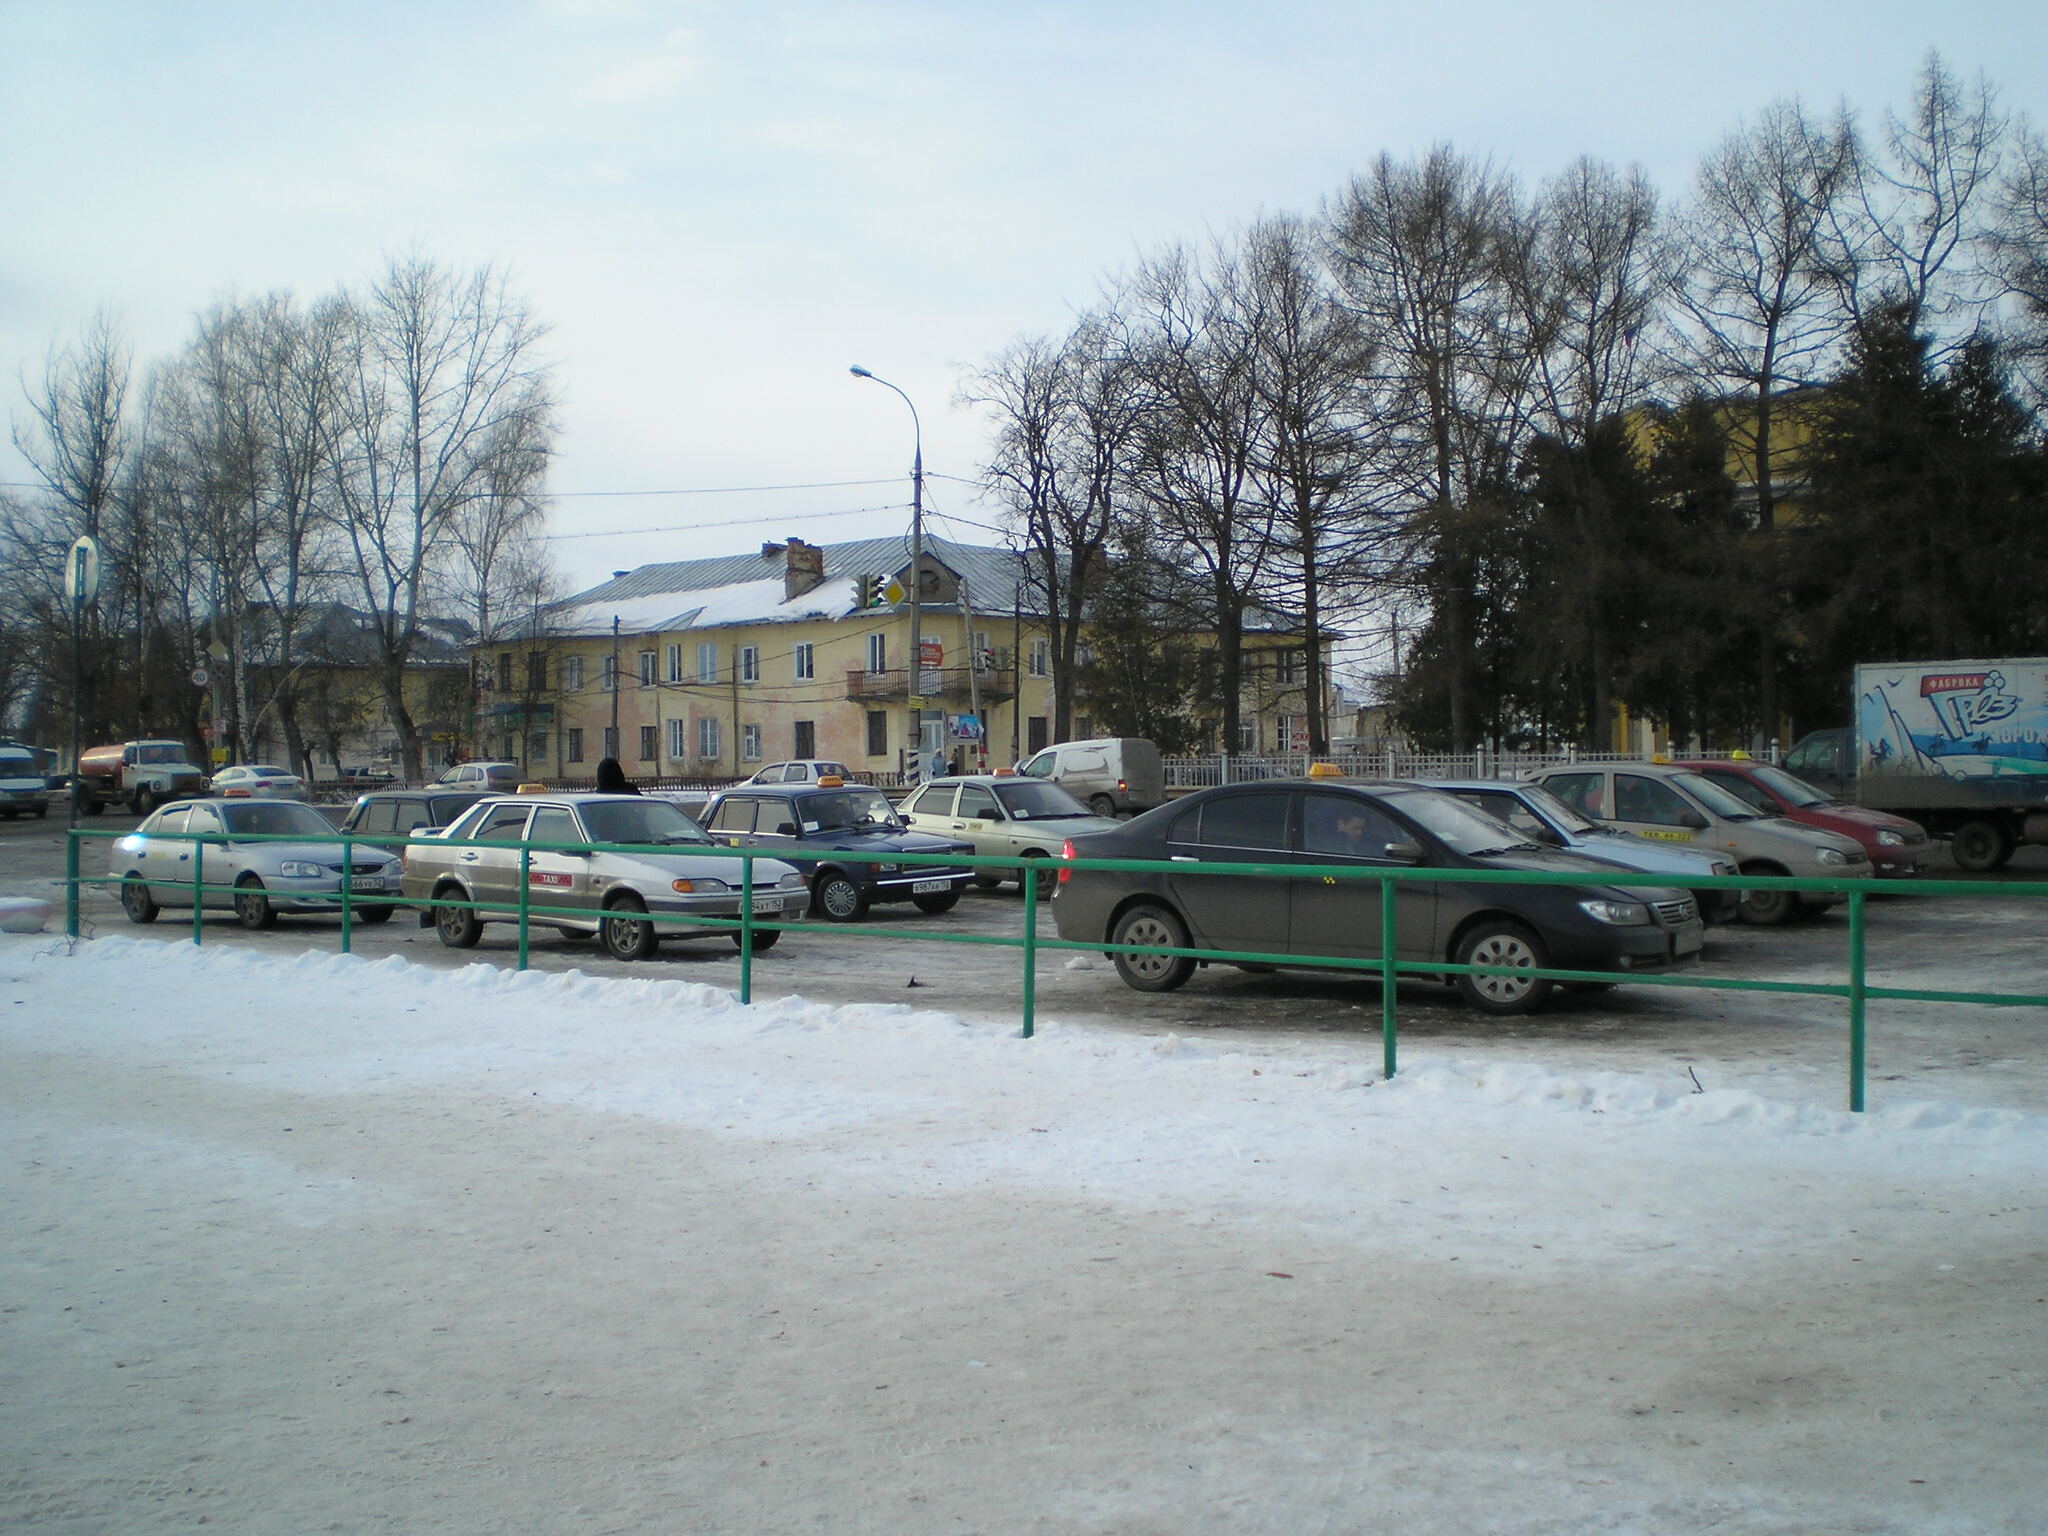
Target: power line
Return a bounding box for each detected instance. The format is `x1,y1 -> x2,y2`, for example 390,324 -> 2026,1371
543,502 -> 908,542
550,477 -> 902,498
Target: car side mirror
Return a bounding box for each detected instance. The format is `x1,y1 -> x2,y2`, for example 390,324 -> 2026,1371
1678,810 -> 1708,830
1534,826 -> 1565,847
1384,839 -> 1426,864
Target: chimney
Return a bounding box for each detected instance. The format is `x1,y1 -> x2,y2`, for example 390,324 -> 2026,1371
783,537 -> 826,600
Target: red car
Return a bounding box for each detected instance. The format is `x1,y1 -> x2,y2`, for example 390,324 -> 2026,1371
1673,758 -> 1931,878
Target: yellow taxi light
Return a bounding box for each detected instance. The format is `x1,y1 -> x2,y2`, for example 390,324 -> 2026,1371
816,775 -> 845,787
516,782 -> 549,794
1307,762 -> 1345,778
1650,754 -> 1670,765
1729,749 -> 1751,759
993,767 -> 1015,776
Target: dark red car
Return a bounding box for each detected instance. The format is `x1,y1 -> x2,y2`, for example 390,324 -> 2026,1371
1673,758 -> 1931,879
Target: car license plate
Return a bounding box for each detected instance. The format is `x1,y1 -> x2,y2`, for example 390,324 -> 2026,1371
750,897 -> 785,914
911,879 -> 951,894
349,877 -> 385,892
1674,925 -> 1704,956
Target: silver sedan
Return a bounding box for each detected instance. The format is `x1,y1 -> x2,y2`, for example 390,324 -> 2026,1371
110,798 -> 403,928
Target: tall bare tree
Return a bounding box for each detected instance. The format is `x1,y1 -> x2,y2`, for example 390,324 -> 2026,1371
1668,98 -> 1857,743
324,256 -> 554,777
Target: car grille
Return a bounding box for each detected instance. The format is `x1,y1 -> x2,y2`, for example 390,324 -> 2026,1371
1653,897 -> 1697,926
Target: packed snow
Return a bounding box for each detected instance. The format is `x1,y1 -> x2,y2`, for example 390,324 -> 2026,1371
3,932 -> 2043,1533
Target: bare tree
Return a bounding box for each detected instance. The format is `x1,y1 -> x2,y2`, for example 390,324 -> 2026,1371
1667,98 -> 1857,743
1988,119 -> 2048,411
1327,145 -> 1531,749
324,256 -> 554,778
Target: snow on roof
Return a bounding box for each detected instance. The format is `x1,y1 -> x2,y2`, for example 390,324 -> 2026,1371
551,575 -> 861,637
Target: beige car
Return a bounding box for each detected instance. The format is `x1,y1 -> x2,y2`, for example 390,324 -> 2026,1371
899,774 -> 1123,892
1529,760 -> 1871,925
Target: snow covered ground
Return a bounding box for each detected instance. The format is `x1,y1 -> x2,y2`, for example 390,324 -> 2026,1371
3,931 -> 2044,1533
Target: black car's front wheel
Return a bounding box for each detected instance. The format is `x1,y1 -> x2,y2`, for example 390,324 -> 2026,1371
1110,904 -> 1196,993
1452,921 -> 1551,1015
601,894 -> 659,960
912,887 -> 960,914
812,873 -> 868,923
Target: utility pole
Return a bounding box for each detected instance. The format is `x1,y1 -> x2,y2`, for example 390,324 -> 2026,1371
609,615 -> 621,762
850,366 -> 925,781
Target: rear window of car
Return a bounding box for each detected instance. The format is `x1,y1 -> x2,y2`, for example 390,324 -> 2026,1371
1175,791 -> 1291,851
352,801 -> 397,836
1543,772 -> 1606,818
708,798 -> 759,834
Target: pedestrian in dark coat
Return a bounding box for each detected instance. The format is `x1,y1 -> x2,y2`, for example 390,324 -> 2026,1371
595,757 -> 641,795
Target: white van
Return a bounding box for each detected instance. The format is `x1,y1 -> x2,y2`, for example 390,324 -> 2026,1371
1014,737 -> 1164,817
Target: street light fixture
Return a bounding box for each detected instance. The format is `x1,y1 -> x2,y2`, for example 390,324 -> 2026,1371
848,365 -> 928,780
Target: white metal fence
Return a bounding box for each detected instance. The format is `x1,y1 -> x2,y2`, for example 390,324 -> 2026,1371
1162,746 -> 1773,790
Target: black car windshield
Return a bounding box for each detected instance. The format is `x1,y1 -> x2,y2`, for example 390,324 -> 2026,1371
220,802 -> 333,838
581,799 -> 712,846
801,788 -> 902,832
992,780 -> 1095,820
1381,787 -> 1544,855
1744,761 -> 1833,808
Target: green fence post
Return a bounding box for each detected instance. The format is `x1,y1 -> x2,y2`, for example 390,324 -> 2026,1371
65,828 -> 80,938
1020,865 -> 1039,1039
191,836 -> 204,947
339,836 -> 354,955
1380,872 -> 1398,1080
516,846 -> 532,972
1848,888 -> 1867,1113
738,853 -> 753,1006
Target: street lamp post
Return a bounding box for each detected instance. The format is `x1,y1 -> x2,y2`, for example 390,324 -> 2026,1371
849,366 -> 926,780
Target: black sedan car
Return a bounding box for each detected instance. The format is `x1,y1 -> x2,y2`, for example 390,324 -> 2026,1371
698,780 -> 976,921
338,789 -> 492,842
1052,778 -> 1705,1015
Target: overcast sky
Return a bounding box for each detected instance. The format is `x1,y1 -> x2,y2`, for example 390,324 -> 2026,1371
5,0 -> 2045,599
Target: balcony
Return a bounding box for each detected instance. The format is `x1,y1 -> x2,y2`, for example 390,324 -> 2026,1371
844,667 -> 1017,705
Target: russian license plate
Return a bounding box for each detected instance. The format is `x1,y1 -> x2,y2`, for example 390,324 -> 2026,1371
750,897 -> 785,914
1674,925 -> 1704,956
349,877 -> 385,892
910,879 -> 951,894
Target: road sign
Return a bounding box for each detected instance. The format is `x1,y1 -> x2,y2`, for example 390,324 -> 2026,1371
190,667 -> 211,688
64,536 -> 101,607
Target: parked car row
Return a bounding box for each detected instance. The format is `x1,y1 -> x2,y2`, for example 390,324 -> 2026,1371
105,757 -> 1905,1019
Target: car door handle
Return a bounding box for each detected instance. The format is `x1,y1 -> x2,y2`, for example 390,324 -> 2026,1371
1170,855 -> 1199,863
459,852 -> 479,861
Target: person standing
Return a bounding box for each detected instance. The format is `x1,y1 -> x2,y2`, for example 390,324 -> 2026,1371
595,757 -> 641,795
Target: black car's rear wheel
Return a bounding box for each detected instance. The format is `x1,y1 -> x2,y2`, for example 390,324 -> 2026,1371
1453,921 -> 1551,1015
233,876 -> 278,930
601,894 -> 658,960
737,927 -> 781,952
812,873 -> 867,923
356,905 -> 394,925
1110,904 -> 1196,993
912,887 -> 960,914
120,875 -> 158,925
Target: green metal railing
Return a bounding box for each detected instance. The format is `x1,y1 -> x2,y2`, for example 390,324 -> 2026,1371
64,825 -> 2048,1111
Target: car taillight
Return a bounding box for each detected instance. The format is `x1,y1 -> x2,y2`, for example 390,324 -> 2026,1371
1059,837 -> 1074,883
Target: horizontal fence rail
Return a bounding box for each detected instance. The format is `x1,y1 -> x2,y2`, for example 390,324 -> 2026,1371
61,824 -> 2048,1112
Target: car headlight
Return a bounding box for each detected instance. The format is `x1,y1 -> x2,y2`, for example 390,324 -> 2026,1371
278,860 -> 323,878
1875,830 -> 1904,847
777,872 -> 807,890
1579,898 -> 1651,926
1813,847 -> 1850,867
673,877 -> 730,894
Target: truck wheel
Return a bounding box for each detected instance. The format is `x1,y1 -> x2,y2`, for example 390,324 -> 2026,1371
1950,818 -> 2015,873
1089,794 -> 1117,818
133,787 -> 155,816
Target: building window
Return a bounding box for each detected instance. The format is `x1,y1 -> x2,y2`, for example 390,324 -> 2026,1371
529,730 -> 548,760
602,726 -> 618,760
1075,717 -> 1092,741
562,655 -> 584,692
793,642 -> 814,681
667,718 -> 686,760
741,723 -> 762,761
739,645 -> 759,684
497,652 -> 514,692
865,710 -> 888,757
971,630 -> 991,669
665,643 -> 683,683
794,720 -> 816,758
1028,638 -> 1050,677
866,634 -> 887,674
566,727 -> 584,763
1277,714 -> 1306,751
639,724 -> 657,761
601,654 -> 617,692
697,717 -> 721,760
1236,720 -> 1256,752
697,642 -> 718,682
1027,716 -> 1048,754
526,652 -> 547,693
638,649 -> 657,688
1273,650 -> 1303,685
